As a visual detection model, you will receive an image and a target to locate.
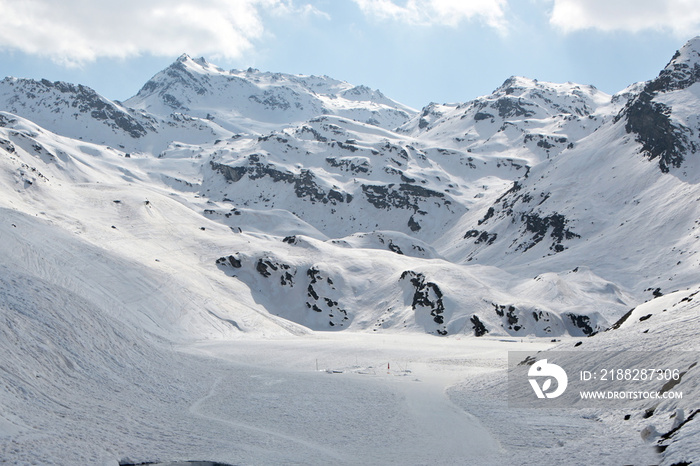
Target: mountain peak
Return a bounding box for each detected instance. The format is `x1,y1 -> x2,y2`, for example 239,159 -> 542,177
670,36 -> 700,66
651,36 -> 700,92
494,76 -> 537,94
612,37 -> 700,173
172,53 -> 215,72
493,75 -> 600,97
176,53 -> 191,63
124,55 -> 415,130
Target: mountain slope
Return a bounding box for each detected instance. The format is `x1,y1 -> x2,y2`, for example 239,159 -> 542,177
400,76 -> 615,165
0,76 -> 233,154
125,54 -> 416,133
1,39 -> 699,340
0,109 -> 615,338
440,37 -> 700,299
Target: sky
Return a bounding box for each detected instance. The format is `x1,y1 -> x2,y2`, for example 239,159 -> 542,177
0,0 -> 699,110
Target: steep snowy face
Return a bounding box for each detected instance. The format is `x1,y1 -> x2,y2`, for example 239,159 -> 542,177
651,36 -> 700,93
443,38 -> 700,298
125,54 -> 416,132
400,76 -> 613,165
0,77 -> 154,142
615,36 -> 700,173
0,76 -> 237,154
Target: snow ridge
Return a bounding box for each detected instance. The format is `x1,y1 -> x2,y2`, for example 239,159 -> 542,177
126,54 -> 416,132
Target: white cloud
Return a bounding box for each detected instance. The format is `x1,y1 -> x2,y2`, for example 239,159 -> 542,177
549,0 -> 700,37
352,0 -> 508,30
0,0 -> 321,66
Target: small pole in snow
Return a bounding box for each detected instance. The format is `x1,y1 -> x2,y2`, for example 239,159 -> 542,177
387,362 -> 390,374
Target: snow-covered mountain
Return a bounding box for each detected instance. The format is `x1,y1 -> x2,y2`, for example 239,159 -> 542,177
442,36 -> 700,299
0,54 -> 415,156
400,75 -> 615,164
2,34 -> 700,466
0,75 -> 236,155
0,77 -> 154,144
125,54 -> 416,133
0,109 -> 612,338
2,39 -> 699,339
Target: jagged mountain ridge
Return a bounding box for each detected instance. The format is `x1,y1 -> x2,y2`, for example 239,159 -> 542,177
125,54 -> 416,132
198,76 -> 616,241
1,38 -> 699,338
0,75 -> 233,154
399,75 -> 616,164
615,36 -> 700,172
0,54 -> 415,155
442,36 -> 700,298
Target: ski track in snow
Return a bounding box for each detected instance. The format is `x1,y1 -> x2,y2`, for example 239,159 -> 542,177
188,375 -> 351,463
183,336 -> 517,465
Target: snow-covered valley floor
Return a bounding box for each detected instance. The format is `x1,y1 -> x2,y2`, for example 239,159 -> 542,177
0,207 -> 672,465
1,325 -> 662,465
185,334 -> 661,466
